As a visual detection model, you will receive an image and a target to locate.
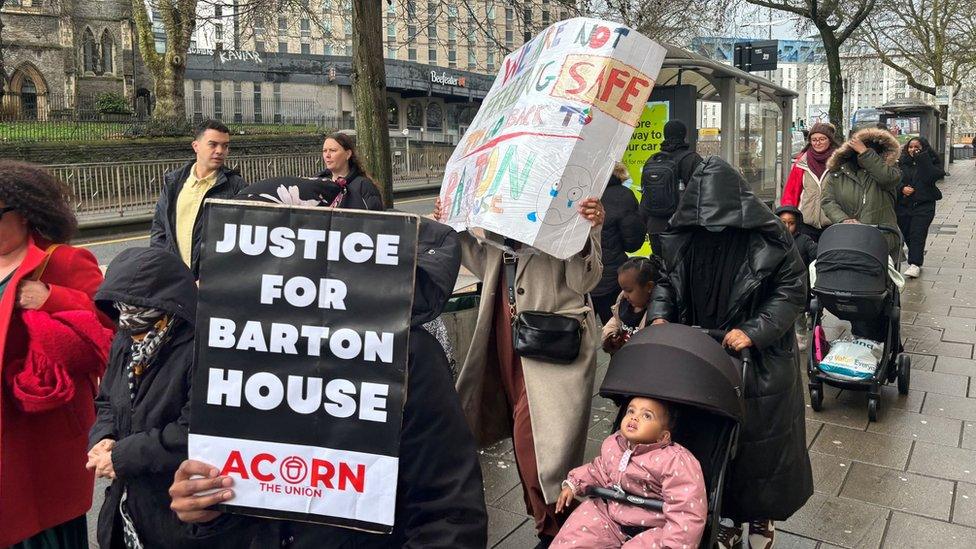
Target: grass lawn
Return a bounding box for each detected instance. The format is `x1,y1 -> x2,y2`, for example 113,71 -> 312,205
0,121 -> 328,142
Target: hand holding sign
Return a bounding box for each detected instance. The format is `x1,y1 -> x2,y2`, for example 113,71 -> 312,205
169,459 -> 234,523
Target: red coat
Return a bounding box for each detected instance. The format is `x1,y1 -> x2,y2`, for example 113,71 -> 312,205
0,238 -> 114,546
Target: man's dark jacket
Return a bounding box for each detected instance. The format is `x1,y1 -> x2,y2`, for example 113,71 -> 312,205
149,161 -> 247,275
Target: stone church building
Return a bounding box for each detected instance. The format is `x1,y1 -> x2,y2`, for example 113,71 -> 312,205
1,0 -> 151,119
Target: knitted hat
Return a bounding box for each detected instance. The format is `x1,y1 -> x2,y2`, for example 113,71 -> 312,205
808,122 -> 837,144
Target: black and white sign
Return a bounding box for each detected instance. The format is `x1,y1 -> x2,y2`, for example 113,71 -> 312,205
188,200 -> 419,533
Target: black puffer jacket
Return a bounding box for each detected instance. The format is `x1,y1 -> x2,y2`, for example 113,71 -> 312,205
186,218 -> 487,548
594,175 -> 646,296
90,247 -> 204,549
774,205 -> 818,267
149,161 -> 247,276
897,139 -> 945,211
317,168 -> 385,210
648,156 -> 813,522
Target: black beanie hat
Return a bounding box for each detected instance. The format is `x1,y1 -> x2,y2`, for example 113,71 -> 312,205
663,120 -> 688,141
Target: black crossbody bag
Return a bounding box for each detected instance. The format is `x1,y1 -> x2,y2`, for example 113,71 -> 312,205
504,252 -> 583,364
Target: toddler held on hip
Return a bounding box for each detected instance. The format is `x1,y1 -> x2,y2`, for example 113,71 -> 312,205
552,396 -> 707,548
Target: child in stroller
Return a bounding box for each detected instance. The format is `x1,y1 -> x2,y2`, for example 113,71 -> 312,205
552,396 -> 706,547
553,323 -> 746,548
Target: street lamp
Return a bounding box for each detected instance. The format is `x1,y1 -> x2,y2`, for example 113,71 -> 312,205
401,128 -> 410,173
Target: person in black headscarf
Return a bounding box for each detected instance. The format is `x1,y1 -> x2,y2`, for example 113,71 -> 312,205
641,120 -> 703,253
647,156 -> 812,549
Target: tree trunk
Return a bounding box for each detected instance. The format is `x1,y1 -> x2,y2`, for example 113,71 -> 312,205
351,0 -> 393,208
821,32 -> 846,137
0,0 -> 7,100
154,52 -> 188,123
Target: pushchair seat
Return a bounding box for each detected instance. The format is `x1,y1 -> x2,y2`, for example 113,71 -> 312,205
814,223 -> 893,321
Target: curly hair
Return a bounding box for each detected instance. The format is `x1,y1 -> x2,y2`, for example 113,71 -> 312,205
0,160 -> 78,243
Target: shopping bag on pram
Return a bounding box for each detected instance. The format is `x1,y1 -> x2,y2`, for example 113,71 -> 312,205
818,337 -> 883,381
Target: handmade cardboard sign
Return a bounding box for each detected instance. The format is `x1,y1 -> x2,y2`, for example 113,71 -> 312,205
438,17 -> 666,259
188,199 -> 418,532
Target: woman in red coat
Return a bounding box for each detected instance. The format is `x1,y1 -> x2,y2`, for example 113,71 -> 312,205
0,161 -> 114,548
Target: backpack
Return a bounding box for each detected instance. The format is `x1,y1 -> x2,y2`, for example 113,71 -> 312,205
640,150 -> 695,218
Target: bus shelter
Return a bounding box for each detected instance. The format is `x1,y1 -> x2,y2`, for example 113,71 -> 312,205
878,99 -> 946,158
653,45 -> 798,204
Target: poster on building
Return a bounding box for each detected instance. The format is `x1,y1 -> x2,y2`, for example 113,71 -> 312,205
188,200 -> 418,532
438,17 -> 667,259
620,101 -> 669,256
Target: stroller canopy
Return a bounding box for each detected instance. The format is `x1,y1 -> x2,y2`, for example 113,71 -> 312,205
600,324 -> 745,423
815,224 -> 889,295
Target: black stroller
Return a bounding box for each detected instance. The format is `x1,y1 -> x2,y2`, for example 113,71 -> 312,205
808,223 -> 910,422
594,323 -> 746,549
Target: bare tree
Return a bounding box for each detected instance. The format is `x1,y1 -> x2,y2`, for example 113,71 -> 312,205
131,0 -> 198,124
596,0 -> 736,45
857,0 -> 976,96
747,0 -> 877,134
1,0 -> 8,101
351,0 -> 392,206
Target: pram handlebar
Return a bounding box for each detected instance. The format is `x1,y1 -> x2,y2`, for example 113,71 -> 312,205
587,486 -> 665,512
697,328 -> 751,366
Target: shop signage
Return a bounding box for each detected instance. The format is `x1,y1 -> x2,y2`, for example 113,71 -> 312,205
430,71 -> 467,87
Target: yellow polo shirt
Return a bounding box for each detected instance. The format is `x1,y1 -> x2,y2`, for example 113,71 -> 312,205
174,164 -> 218,266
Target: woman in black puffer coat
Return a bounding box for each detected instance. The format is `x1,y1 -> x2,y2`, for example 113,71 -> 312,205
591,163 -> 646,323
897,137 -> 944,277
647,156 -> 812,548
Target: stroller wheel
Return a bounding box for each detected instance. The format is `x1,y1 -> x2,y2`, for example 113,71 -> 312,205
810,387 -> 823,412
897,354 -> 911,395
868,397 -> 880,422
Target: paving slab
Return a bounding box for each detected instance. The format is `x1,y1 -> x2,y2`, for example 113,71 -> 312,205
935,356 -> 976,377
866,407 -> 964,447
962,422 -> 976,450
907,442 -> 976,483
808,450 -> 851,496
922,392 -> 976,421
779,492 -> 887,548
839,461 -> 954,520
906,352 -> 936,371
952,482 -> 976,528
810,424 -> 912,470
906,369 -> 971,397
882,511 -> 976,548
487,506 -> 529,548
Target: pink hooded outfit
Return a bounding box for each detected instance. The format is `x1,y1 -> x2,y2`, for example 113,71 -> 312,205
553,432 -> 707,548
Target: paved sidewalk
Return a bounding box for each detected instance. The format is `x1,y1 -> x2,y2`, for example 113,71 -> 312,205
484,160 -> 976,547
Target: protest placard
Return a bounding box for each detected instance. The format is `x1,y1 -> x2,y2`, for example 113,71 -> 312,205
188,199 -> 418,533
438,17 -> 666,259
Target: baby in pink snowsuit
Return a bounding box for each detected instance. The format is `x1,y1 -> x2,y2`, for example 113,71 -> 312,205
552,396 -> 707,548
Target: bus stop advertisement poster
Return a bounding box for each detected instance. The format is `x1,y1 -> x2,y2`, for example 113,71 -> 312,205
439,17 -> 666,259
188,199 -> 418,533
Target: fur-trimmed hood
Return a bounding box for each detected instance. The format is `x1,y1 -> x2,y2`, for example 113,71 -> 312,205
827,128 -> 901,172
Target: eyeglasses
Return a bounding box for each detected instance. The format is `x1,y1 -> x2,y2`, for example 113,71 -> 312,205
0,206 -> 15,220
810,137 -> 830,143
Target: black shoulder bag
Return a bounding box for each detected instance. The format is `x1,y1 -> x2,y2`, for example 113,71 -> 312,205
504,252 -> 583,364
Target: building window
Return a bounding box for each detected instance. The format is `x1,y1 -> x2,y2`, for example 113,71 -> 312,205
278,41 -> 288,53
467,18 -> 476,70
192,80 -> 203,122
387,20 -> 396,59
387,97 -> 400,128
407,101 -> 423,128
256,40 -> 265,52
407,0 -> 417,61
278,16 -> 287,34
300,18 -> 310,38
447,5 -> 457,68
82,28 -> 98,74
100,30 -> 114,74
343,0 -> 352,57
427,1 -> 437,62
487,42 -> 495,72
505,8 -> 514,48
253,83 -> 263,123
523,8 -> 532,40
273,82 -> 282,123
301,42 -> 310,54
427,103 -> 442,130
214,81 -> 223,120
233,81 -> 242,123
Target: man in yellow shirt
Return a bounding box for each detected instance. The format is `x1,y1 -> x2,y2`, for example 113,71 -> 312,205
150,120 -> 246,275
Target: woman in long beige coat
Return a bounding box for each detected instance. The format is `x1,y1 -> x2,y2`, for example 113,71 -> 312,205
435,198 -> 604,547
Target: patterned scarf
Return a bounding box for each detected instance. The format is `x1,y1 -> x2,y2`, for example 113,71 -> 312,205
114,303 -> 175,402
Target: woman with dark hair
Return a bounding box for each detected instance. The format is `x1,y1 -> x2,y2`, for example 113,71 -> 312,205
0,161 -> 115,548
592,162 -> 645,324
649,157 -> 812,548
897,136 -> 944,278
781,122 -> 840,241
317,132 -> 385,211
